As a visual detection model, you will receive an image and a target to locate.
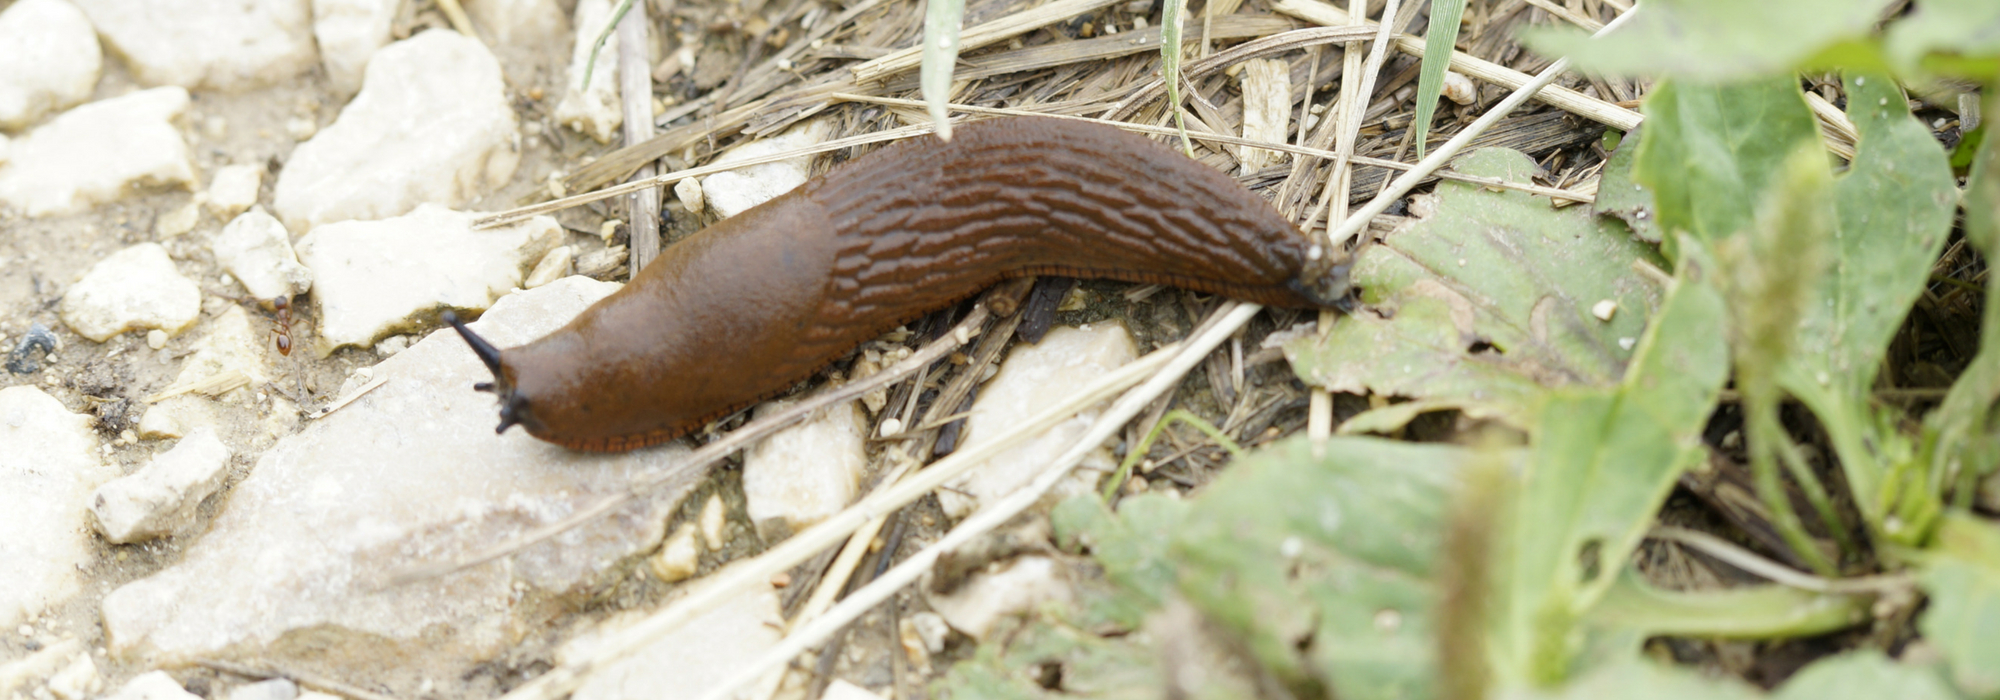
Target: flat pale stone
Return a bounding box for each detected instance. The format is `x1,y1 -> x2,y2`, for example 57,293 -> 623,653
225,678 -> 296,700
213,208 -> 313,301
937,324 -> 1135,518
0,87 -> 194,217
0,0 -> 102,130
743,397 -> 863,530
101,278 -> 698,672
553,0 -> 622,143
0,639 -> 84,696
153,305 -> 272,396
702,119 -> 831,219
104,671 -> 202,700
75,0 -> 315,91
925,556 -> 1073,640
0,386 -> 112,630
44,647 -> 99,700
311,0 -> 399,95
58,243 -> 203,343
523,245 -> 573,289
90,427 -> 232,543
205,164 -> 264,218
294,204 -> 560,354
136,396 -> 218,440
563,574 -> 784,700
272,30 -> 519,232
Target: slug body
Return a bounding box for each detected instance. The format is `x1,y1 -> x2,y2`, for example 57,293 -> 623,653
454,117 -> 1349,451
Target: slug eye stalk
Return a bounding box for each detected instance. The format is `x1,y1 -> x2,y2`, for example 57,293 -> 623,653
442,311 -> 527,436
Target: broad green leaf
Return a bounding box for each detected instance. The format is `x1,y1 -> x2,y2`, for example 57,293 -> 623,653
1051,494 -> 1185,609
1519,0 -> 1893,81
1171,435 -> 1466,699
1920,515 -> 2000,698
1769,73 -> 1956,539
1588,570 -> 1868,639
1779,73 -> 1956,404
932,614 -> 1164,700
1493,258 -> 1728,686
1411,0 -> 1467,160
1632,77 -> 1822,256
1884,0 -> 2000,79
1591,128 -> 1661,244
1929,90 -> 2000,482
1286,148 -> 1665,431
1772,651 -> 1963,700
920,0 -> 965,139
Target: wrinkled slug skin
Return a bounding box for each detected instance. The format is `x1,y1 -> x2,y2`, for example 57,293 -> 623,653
493,117 -> 1342,451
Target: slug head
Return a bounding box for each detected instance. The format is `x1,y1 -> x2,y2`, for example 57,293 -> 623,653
443,311 -> 542,437
1290,241 -> 1357,312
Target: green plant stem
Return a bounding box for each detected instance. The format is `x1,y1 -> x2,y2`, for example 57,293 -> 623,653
1101,409 -> 1243,501
1747,404 -> 1838,575
579,0 -> 637,91
1770,424 -> 1856,555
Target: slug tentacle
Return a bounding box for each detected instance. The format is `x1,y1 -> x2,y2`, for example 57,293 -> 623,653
456,117 -> 1353,452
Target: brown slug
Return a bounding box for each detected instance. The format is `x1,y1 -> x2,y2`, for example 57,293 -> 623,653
447,117 -> 1351,452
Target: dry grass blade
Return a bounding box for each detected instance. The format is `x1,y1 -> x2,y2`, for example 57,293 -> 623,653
1104,25 -> 1378,121
1270,0 -> 1644,131
850,0 -> 1127,83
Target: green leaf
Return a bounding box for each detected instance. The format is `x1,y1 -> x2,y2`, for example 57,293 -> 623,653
1051,494 -> 1185,609
1631,77 -> 1822,255
1920,515 -> 2000,698
1588,570 -> 1869,639
1768,73 -> 1956,541
1772,650 -> 1963,700
1884,0 -> 2000,80
1286,148 -> 1666,431
1160,0 -> 1193,154
1492,260 -> 1728,685
1519,0 -> 1894,81
1411,0 -> 1466,160
921,0 -> 965,138
1171,435 -> 1466,699
1591,128 -> 1660,244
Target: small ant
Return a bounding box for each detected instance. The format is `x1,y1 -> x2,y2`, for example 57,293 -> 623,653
270,295 -> 295,356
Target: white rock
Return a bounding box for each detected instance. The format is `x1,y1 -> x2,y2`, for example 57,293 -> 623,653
213,208 -> 313,301
554,0 -> 622,143
464,0 -> 567,46
294,204 -> 560,353
156,201 -> 200,238
137,396 -> 219,440
702,119 -> 832,219
104,671 -> 202,700
101,278 -> 697,671
0,0 -> 103,131
523,245 -> 573,289
206,164 -> 264,217
0,87 -> 195,217
226,678 -> 297,700
0,639 -> 84,697
648,524 -> 700,583
272,30 -> 520,233
925,556 -> 1073,640
90,428 -> 233,544
937,324 -> 1135,518
907,610 -> 949,653
699,493 -> 727,550
58,243 -> 203,343
0,387 -> 112,630
563,574 -> 784,700
75,0 -> 315,91
743,398 -> 862,530
312,0 -> 400,96
44,649 -> 99,700
673,177 -> 703,215
822,680 -> 886,700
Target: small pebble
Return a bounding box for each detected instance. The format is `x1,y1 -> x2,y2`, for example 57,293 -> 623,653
146,330 -> 167,349
1591,299 -> 1617,321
